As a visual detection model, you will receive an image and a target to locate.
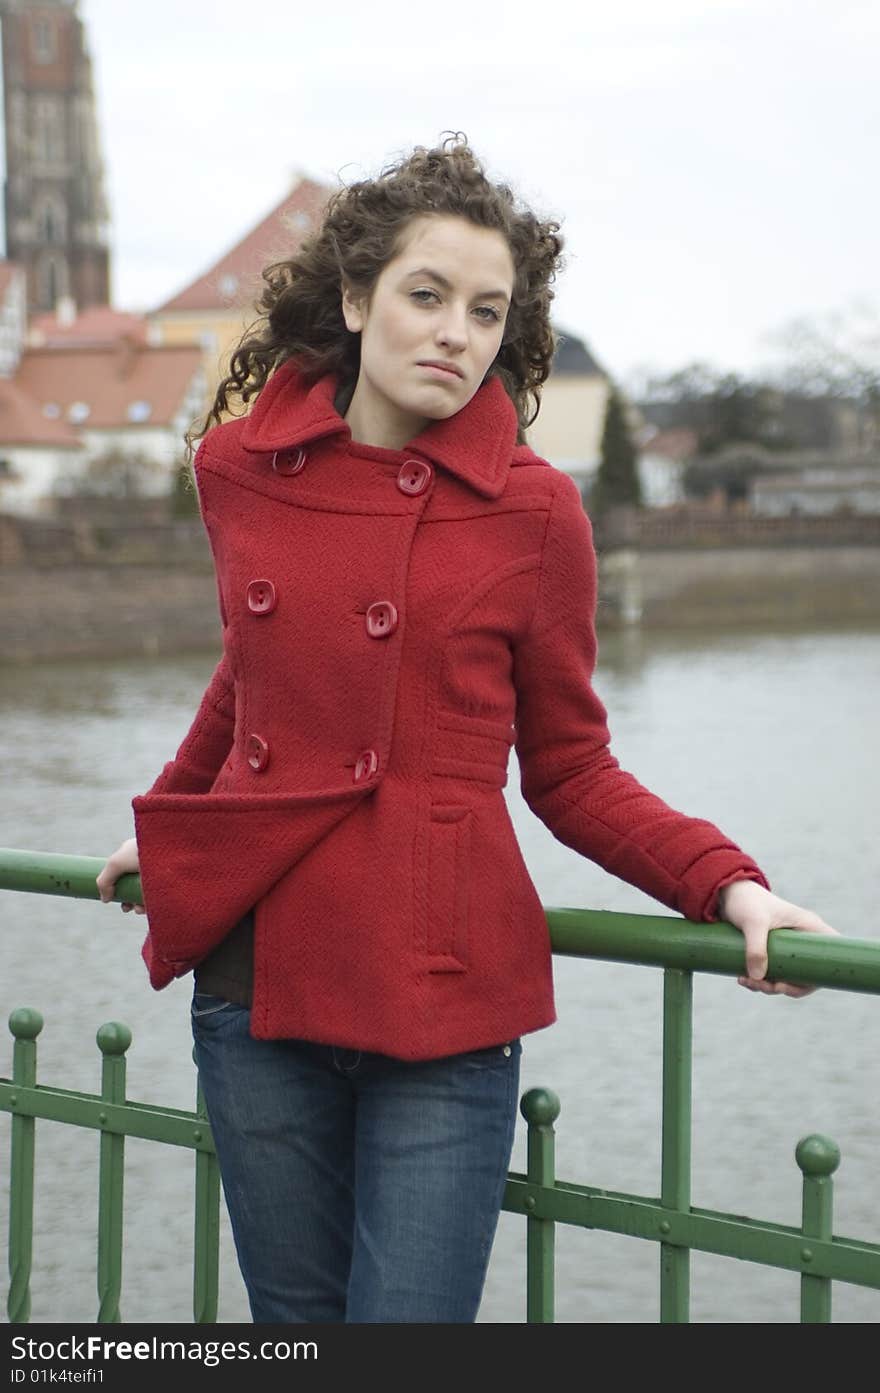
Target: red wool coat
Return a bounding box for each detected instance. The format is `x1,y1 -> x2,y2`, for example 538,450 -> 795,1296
132,360 -> 768,1059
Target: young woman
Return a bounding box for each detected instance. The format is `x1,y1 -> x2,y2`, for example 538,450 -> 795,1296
96,136 -> 836,1324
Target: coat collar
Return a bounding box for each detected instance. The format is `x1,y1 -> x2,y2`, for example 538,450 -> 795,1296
239,358 -> 519,500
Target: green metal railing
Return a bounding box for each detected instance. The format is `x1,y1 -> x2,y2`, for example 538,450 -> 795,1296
2,846 -> 879,1323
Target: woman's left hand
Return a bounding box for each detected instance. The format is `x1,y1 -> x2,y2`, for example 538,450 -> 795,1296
716,879 -> 839,998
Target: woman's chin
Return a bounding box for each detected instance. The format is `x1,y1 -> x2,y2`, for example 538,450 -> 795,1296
412,387 -> 472,421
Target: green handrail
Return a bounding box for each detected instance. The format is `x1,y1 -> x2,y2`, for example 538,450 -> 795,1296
3,847 -> 878,993
2,847 -> 879,1324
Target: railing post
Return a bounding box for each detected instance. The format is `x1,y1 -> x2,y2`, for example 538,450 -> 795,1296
520,1086 -> 559,1323
192,1052 -> 220,1323
7,1008 -> 42,1324
660,967 -> 692,1323
95,1022 -> 131,1323
796,1133 -> 840,1322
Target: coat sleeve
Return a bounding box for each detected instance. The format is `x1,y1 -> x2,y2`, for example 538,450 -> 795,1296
144,653 -> 236,795
512,473 -> 769,922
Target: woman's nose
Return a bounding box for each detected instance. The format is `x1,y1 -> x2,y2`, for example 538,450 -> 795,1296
435,310 -> 468,350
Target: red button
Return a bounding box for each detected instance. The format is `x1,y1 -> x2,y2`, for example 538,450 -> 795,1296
397,459 -> 433,496
272,447 -> 307,475
247,579 -> 277,614
365,601 -> 398,638
353,749 -> 379,783
247,734 -> 270,771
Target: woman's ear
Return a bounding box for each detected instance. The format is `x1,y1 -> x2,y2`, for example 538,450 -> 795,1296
341,280 -> 365,334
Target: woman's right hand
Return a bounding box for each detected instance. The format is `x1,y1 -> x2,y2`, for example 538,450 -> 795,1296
96,837 -> 146,915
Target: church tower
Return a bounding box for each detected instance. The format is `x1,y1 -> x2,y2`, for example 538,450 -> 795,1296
0,0 -> 110,313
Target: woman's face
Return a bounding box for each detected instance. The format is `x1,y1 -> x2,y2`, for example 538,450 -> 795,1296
341,214 -> 515,450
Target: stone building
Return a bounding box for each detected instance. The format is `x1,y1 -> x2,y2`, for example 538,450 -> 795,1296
0,0 -> 110,313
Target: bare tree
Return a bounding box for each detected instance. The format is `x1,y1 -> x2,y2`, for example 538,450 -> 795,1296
762,299 -> 880,446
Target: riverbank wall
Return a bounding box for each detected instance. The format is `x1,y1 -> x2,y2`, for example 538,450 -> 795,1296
1,509 -> 879,662
593,510 -> 880,628
598,544 -> 880,628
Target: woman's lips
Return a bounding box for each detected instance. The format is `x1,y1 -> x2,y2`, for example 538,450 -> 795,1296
417,361 -> 464,379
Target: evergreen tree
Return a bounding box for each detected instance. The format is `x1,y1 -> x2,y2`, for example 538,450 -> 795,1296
593,386 -> 642,513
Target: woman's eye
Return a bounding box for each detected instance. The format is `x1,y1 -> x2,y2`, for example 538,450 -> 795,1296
409,290 -> 501,322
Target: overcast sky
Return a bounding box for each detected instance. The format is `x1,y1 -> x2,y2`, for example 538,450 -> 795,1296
76,0 -> 878,387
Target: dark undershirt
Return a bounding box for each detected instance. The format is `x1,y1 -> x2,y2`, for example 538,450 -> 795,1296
193,910 -> 255,1006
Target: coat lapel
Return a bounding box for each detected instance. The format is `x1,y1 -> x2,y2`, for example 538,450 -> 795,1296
240,359 -> 518,499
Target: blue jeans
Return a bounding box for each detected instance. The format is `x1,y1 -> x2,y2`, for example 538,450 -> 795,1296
191,992 -> 522,1323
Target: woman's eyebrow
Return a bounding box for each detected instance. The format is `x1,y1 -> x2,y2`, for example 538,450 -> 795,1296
404,267 -> 510,303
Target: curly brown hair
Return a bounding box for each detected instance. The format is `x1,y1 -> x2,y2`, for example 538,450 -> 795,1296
190,134 -> 564,452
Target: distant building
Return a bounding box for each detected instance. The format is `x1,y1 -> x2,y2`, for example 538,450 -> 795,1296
0,371 -> 82,510
0,0 -> 111,313
526,328 -> 609,493
635,425 -> 696,507
149,178 -> 333,398
751,467 -> 880,517
27,299 -> 151,349
0,303 -> 204,514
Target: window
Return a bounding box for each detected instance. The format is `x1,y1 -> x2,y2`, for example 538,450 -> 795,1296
68,401 -> 91,424
32,18 -> 57,64
38,196 -> 67,246
38,253 -> 69,309
127,400 -> 152,423
9,94 -> 26,144
33,98 -> 66,163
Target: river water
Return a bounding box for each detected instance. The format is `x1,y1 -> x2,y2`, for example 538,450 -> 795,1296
1,622 -> 878,1324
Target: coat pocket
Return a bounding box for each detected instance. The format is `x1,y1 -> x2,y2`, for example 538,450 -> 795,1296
425,804 -> 472,972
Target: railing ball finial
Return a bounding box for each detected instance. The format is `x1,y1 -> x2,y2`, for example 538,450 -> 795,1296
795,1133 -> 841,1177
520,1086 -> 561,1127
96,1021 -> 132,1056
8,1007 -> 44,1040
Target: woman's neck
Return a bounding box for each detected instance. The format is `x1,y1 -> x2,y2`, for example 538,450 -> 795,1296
343,380 -> 429,453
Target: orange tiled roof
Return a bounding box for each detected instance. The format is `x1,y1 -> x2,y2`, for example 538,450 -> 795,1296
639,426 -> 699,460
0,378 -> 82,448
156,177 -> 334,314
14,343 -> 203,432
28,306 -> 150,348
